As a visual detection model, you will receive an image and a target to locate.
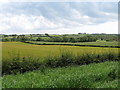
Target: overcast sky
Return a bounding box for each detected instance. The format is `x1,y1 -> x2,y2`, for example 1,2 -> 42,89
0,1 -> 118,34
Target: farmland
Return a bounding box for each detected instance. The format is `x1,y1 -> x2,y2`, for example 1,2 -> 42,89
26,40 -> 119,47
2,42 -> 118,60
1,34 -> 120,88
0,1 -> 119,88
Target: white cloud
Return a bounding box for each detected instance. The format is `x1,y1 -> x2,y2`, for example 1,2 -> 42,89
0,13 -> 118,34
0,14 -> 62,33
78,21 -> 118,34
41,21 -> 118,34
0,2 -> 118,34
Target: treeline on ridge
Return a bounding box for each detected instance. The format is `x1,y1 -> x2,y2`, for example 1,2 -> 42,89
1,33 -> 119,42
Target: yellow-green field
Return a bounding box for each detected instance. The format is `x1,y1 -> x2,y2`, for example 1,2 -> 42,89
1,40 -> 119,88
2,42 -> 118,61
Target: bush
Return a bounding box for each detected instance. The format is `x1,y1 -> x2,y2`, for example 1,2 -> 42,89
2,56 -> 41,75
36,37 -> 43,41
2,38 -> 11,42
2,50 -> 119,75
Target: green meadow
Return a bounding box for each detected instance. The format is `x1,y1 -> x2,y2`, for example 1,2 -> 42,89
2,61 -> 119,88
28,40 -> 119,47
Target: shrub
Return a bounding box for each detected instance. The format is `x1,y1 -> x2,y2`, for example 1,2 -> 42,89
2,56 -> 42,75
2,50 -> 119,75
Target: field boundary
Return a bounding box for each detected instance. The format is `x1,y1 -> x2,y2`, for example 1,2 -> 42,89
24,41 -> 120,48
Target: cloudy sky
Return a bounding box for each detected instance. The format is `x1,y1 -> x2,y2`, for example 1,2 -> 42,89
0,1 -> 118,34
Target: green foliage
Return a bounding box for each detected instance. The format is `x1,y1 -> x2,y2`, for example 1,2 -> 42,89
2,49 -> 119,75
2,55 -> 41,75
36,37 -> 43,41
62,36 -> 69,42
2,42 -> 119,76
44,50 -> 74,67
19,36 -> 29,42
26,40 -> 119,48
2,33 -> 118,42
2,61 -> 119,88
69,37 -> 76,42
2,38 -> 11,42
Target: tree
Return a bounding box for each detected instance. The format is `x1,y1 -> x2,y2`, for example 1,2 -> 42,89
36,37 -> 43,41
18,35 -> 29,42
2,38 -> 11,42
62,36 -> 69,42
45,33 -> 50,37
69,37 -> 76,43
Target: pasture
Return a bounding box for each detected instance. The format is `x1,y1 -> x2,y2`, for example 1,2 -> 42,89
27,41 -> 119,47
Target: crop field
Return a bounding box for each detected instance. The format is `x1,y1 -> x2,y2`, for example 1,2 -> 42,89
1,42 -> 119,88
2,42 -> 118,60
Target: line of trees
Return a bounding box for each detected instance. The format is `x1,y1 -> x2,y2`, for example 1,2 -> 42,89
2,35 -> 29,42
1,34 -> 119,42
36,36 -> 97,42
2,35 -> 97,42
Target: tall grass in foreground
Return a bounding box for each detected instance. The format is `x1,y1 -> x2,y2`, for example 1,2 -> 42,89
2,49 -> 119,75
2,61 -> 119,88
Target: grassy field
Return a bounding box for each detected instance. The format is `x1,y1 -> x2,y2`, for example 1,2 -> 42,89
1,42 -> 119,88
2,61 -> 119,88
2,42 -> 118,60
2,42 -> 119,74
27,41 -> 119,47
